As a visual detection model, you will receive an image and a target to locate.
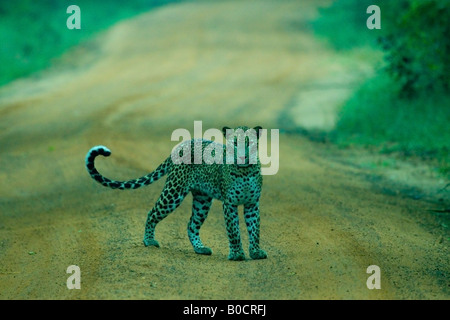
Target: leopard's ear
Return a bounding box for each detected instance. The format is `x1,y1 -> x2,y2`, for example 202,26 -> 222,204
222,126 -> 232,137
254,126 -> 263,138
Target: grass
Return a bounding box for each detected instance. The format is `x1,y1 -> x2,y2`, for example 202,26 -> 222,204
332,72 -> 450,175
0,0 -> 180,86
310,0 -> 450,177
310,0 -> 386,50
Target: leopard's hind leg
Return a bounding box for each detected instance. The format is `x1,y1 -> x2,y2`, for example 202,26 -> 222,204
143,176 -> 189,248
188,192 -> 213,255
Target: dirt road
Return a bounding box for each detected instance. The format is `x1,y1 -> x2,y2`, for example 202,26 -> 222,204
0,0 -> 448,300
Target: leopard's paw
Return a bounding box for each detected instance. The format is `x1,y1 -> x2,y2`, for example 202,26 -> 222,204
143,238 -> 160,248
250,248 -> 267,260
194,246 -> 213,255
228,249 -> 246,261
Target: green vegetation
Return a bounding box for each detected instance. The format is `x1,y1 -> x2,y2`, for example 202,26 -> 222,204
333,72 -> 450,174
0,0 -> 179,86
380,0 -> 450,96
311,0 -> 450,175
311,0 -> 385,50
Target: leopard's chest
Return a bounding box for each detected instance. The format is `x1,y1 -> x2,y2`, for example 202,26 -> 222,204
226,175 -> 261,205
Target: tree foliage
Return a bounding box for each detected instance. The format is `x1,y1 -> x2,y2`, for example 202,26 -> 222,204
312,0 -> 450,97
379,0 -> 450,97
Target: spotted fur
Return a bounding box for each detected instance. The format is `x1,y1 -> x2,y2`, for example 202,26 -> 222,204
85,126 -> 267,261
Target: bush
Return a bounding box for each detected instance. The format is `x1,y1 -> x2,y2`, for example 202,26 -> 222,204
311,0 -> 450,173
334,72 -> 450,163
380,0 -> 450,97
310,0 -> 384,50
312,0 -> 450,97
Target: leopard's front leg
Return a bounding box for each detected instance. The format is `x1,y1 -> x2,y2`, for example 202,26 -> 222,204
223,202 -> 245,261
244,202 -> 267,260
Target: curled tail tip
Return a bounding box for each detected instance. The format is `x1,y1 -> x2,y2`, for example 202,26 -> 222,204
86,145 -> 111,167
88,145 -> 111,157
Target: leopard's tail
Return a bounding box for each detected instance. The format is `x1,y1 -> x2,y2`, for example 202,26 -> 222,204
85,145 -> 170,190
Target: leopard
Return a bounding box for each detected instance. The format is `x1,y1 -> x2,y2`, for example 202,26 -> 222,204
85,126 -> 267,261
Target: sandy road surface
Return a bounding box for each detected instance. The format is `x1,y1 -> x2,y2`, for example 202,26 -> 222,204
0,0 -> 448,300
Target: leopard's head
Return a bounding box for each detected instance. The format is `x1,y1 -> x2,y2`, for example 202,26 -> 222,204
222,126 -> 262,167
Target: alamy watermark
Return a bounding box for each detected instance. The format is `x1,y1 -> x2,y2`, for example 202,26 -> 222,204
66,5 -> 81,30
366,265 -> 381,289
66,265 -> 81,289
170,121 -> 279,175
367,5 -> 381,29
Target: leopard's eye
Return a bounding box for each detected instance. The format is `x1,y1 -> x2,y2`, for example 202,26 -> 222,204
234,137 -> 249,146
